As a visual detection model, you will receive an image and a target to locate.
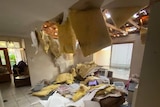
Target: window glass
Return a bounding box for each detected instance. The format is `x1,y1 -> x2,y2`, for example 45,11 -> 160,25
111,43 -> 133,69
110,43 -> 133,79
93,43 -> 133,80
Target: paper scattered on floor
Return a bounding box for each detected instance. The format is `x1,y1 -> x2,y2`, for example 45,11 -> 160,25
39,86 -> 104,107
40,92 -> 70,107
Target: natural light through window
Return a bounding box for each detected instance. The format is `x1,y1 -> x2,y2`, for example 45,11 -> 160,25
0,41 -> 26,68
110,43 -> 133,80
94,43 -> 133,80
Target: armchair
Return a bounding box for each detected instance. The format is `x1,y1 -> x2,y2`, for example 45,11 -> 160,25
13,61 -> 31,87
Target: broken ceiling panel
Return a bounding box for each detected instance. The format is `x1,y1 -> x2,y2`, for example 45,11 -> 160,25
108,6 -> 143,28
69,9 -> 111,56
58,18 -> 76,53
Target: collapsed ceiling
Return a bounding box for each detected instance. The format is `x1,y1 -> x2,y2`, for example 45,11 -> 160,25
38,0 -> 149,57
0,0 -> 149,37
104,6 -> 149,38
0,0 -> 150,57
42,6 -> 149,39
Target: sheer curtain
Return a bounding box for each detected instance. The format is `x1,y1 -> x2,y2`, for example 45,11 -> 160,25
110,43 -> 133,69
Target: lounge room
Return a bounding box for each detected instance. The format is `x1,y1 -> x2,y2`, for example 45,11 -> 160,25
0,0 -> 160,107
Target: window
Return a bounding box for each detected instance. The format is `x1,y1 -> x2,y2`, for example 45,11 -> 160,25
94,43 -> 133,80
0,41 -> 26,68
111,43 -> 133,69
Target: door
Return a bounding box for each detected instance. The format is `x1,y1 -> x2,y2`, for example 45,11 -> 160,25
0,48 -> 11,73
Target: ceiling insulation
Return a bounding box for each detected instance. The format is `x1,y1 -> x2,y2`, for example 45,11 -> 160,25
58,18 -> 76,53
69,9 -> 111,56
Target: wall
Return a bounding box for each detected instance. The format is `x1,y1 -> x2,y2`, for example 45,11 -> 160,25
130,35 -> 145,76
74,45 -> 93,65
93,47 -> 111,66
24,38 -> 59,86
0,36 -> 22,42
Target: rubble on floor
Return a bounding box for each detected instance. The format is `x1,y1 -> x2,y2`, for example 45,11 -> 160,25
31,62 -> 127,107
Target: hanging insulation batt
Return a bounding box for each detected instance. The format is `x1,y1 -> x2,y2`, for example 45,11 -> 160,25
37,31 -> 50,54
48,36 -> 61,58
58,18 -> 76,53
69,9 -> 111,56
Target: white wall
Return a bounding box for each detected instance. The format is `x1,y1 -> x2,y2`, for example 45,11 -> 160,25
24,38 -> 59,86
93,46 -> 111,66
74,45 -> 93,65
130,35 -> 145,76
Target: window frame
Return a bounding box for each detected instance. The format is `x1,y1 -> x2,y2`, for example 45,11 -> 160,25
93,41 -> 134,80
109,42 -> 134,80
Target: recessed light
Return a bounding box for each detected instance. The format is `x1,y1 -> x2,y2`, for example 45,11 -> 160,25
105,13 -> 111,19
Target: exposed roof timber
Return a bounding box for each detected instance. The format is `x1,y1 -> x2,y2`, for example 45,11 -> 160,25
128,19 -> 140,29
103,4 -> 150,37
102,9 -> 127,35
105,22 -> 127,34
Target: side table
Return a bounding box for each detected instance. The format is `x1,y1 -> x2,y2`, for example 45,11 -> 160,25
14,75 -> 31,87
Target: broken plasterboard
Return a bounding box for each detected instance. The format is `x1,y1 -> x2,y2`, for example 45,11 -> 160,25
69,9 -> 111,56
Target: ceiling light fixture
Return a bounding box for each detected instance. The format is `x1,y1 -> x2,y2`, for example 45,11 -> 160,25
126,26 -> 137,32
105,13 -> 111,19
139,10 -> 147,15
123,32 -> 128,36
133,13 -> 139,18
